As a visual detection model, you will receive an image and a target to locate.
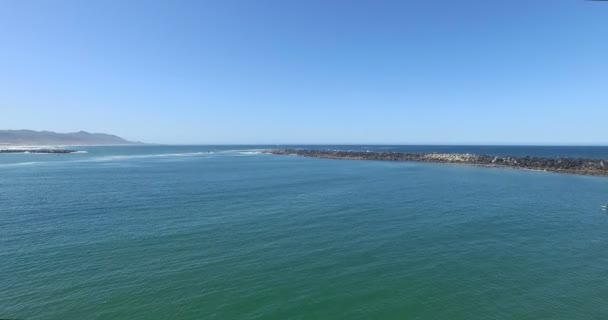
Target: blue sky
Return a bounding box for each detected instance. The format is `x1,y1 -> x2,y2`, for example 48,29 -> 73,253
1,0 -> 607,144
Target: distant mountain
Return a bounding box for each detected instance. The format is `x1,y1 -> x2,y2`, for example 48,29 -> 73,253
0,130 -> 142,146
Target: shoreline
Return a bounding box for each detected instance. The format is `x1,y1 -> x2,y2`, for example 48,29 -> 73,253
0,147 -> 78,154
266,149 -> 608,176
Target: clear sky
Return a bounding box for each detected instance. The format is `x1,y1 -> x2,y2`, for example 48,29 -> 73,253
1,0 -> 607,145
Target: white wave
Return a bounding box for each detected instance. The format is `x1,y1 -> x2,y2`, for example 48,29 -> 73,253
0,152 -> 209,168
73,150 -> 88,154
0,162 -> 39,167
88,152 -> 207,162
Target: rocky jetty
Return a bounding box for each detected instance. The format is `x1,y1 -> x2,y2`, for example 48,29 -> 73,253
0,148 -> 77,154
267,149 -> 608,176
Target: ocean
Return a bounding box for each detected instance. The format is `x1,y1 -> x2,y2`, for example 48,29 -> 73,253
2,145 -> 608,319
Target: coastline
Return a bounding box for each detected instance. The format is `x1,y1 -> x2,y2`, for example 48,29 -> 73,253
0,146 -> 78,154
266,149 -> 608,177
0,143 -> 144,153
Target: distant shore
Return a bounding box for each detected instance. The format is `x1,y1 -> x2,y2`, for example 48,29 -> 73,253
267,149 -> 608,176
0,147 -> 77,154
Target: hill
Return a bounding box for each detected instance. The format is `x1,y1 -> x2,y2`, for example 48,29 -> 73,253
0,130 -> 141,146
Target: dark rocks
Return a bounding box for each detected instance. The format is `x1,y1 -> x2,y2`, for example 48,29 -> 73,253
266,149 -> 608,177
0,148 -> 78,154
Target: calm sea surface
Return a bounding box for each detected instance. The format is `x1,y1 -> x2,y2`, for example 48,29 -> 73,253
2,145 -> 608,319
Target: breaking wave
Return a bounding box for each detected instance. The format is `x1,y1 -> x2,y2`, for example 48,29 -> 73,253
87,152 -> 208,162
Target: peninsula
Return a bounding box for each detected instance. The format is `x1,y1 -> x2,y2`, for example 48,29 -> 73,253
267,149 -> 608,176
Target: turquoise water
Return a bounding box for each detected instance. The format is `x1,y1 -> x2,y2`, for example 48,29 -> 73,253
2,146 -> 608,319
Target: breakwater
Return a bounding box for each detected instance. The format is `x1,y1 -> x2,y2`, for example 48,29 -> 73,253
267,149 -> 608,176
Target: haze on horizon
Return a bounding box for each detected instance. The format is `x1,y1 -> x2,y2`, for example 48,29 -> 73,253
1,0 -> 607,145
